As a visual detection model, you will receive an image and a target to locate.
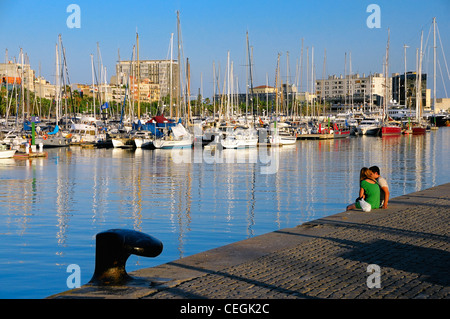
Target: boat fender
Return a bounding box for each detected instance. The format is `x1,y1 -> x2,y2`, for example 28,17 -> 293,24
43,134 -> 48,140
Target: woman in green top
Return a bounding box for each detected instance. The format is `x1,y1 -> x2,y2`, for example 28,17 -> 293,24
346,167 -> 380,211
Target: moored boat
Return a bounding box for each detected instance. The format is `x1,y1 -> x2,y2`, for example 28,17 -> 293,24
358,118 -> 381,136
380,122 -> 402,136
0,144 -> 16,158
153,123 -> 193,149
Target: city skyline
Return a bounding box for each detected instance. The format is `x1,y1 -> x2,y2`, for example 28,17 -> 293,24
1,0 -> 449,100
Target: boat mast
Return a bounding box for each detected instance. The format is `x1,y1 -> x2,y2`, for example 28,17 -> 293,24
55,44 -> 60,124
286,51 -> 290,118
91,54 -> 95,119
245,32 -> 249,122
404,44 -> 409,110
384,28 -> 390,122
311,46 -> 314,118
227,51 -> 230,121
416,30 -> 423,121
433,17 -> 437,113
136,32 -> 140,119
275,53 -> 280,117
177,11 -> 181,119
247,31 -> 255,125
170,33 -> 173,119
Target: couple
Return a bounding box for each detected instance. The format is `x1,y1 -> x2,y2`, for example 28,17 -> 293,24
346,166 -> 389,211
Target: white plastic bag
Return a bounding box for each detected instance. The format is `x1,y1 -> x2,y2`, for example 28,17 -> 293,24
359,198 -> 372,212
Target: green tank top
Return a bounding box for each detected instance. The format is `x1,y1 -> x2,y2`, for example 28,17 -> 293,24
360,179 -> 380,209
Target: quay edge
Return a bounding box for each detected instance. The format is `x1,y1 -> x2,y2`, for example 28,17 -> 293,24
49,182 -> 450,299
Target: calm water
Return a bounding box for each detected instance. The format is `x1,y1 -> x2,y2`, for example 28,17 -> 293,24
1,128 -> 449,299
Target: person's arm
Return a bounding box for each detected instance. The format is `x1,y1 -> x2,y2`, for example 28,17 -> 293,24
382,186 -> 389,209
359,187 -> 365,199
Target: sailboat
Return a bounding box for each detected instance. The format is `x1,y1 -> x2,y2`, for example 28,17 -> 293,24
153,122 -> 193,149
0,144 -> 16,158
221,126 -> 258,149
380,29 -> 402,137
269,122 -> 296,145
412,30 -> 427,134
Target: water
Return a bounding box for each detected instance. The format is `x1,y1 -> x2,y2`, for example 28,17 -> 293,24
1,129 -> 449,299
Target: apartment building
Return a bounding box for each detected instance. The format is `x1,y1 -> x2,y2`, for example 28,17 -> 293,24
315,73 -> 385,104
114,59 -> 178,99
0,61 -> 35,92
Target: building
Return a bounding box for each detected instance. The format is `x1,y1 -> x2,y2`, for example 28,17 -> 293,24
315,73 -> 385,105
391,72 -> 430,109
252,85 -> 276,95
434,98 -> 450,113
0,61 -> 35,92
129,78 -> 160,103
114,60 -> 179,100
34,76 -> 56,99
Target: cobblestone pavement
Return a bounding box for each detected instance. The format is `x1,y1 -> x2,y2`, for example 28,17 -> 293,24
51,183 -> 450,299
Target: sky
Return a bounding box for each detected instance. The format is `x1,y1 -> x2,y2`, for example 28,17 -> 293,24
1,0 -> 449,99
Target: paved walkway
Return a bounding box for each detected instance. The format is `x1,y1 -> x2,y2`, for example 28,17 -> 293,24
50,183 -> 450,299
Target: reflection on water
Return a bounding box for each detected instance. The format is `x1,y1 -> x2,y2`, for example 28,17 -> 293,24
0,129 -> 449,298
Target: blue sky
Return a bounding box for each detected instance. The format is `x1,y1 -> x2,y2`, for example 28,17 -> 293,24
1,0 -> 449,99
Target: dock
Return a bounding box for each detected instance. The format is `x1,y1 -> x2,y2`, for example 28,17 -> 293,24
13,151 -> 47,159
50,183 -> 449,300
298,133 -> 334,140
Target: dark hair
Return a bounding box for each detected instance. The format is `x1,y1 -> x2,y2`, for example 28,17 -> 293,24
369,166 -> 380,174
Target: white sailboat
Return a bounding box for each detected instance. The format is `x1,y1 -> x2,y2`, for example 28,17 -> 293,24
0,144 -> 16,158
269,122 -> 296,145
153,123 -> 193,149
133,131 -> 154,149
221,127 -> 258,149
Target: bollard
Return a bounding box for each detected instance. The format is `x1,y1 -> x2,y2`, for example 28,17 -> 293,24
89,229 -> 163,285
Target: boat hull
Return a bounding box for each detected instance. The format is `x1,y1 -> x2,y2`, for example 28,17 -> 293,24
112,138 -> 135,149
279,136 -> 297,144
333,130 -> 351,139
134,138 -> 154,149
412,127 -> 426,134
360,127 -> 381,136
221,138 -> 258,149
381,126 -> 402,136
0,149 -> 16,158
35,136 -> 70,148
153,139 -> 193,149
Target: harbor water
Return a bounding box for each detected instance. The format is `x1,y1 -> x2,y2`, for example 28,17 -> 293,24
0,128 -> 449,299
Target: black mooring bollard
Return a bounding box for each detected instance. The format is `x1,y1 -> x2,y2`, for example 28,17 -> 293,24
89,229 -> 163,285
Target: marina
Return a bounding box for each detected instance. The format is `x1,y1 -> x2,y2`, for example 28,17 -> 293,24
1,1 -> 450,301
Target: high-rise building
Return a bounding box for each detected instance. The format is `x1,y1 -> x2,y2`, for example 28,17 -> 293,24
114,60 -> 179,100
391,72 -> 430,108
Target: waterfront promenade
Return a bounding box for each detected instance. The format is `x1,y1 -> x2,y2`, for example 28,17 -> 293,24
50,183 -> 449,299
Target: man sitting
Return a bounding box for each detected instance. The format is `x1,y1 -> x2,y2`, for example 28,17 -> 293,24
369,166 -> 389,209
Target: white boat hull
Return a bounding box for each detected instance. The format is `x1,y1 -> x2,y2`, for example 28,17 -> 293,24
279,136 -> 296,145
153,139 -> 193,149
134,138 -> 153,149
221,137 -> 258,149
0,149 -> 16,159
360,126 -> 380,135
